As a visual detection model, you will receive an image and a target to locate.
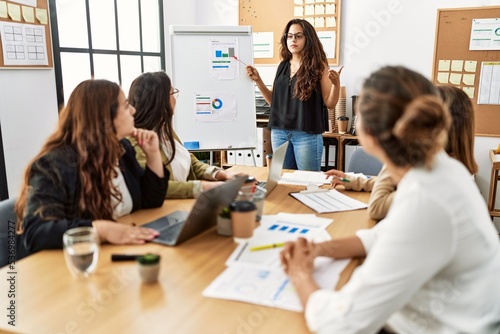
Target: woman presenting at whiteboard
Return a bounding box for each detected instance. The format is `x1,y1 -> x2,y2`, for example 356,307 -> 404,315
246,19 -> 342,170
128,71 -> 237,199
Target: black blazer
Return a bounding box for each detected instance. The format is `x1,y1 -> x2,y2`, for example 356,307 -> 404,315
22,139 -> 168,252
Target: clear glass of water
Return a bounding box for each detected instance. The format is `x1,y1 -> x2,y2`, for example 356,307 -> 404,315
63,227 -> 100,278
252,186 -> 267,221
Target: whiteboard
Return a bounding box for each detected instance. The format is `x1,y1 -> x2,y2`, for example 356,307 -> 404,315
168,25 -> 257,150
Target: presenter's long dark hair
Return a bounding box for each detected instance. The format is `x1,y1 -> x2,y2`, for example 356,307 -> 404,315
280,19 -> 328,101
128,71 -> 176,164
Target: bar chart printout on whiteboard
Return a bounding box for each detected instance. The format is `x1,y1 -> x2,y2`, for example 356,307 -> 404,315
210,38 -> 238,80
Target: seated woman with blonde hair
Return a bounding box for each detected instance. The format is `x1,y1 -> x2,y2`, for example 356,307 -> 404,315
16,79 -> 168,252
326,84 -> 478,220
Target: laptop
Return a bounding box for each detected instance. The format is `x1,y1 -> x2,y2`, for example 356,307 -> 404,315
257,141 -> 289,196
143,176 -> 246,246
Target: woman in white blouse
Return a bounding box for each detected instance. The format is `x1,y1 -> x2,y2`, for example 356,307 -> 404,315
128,71 -> 237,199
280,66 -> 500,333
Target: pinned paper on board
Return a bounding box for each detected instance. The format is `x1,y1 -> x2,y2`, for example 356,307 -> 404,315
462,73 -> 475,86
464,60 -> 477,72
438,60 -> 451,71
7,3 -> 20,21
451,60 -> 464,72
194,92 -> 237,122
437,72 -> 450,84
449,73 -> 462,85
210,38 -> 241,80
463,87 -> 475,98
21,5 -> 34,23
0,1 -> 7,19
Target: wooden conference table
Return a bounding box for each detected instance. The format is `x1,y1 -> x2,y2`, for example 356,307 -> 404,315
0,166 -> 374,334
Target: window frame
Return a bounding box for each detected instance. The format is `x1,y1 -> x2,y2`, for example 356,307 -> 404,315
48,0 -> 166,108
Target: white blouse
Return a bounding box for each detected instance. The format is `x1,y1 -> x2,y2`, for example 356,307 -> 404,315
111,167 -> 133,219
305,152 -> 500,334
162,139 -> 191,182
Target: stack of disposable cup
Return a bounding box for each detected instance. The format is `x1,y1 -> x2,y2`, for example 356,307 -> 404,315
327,108 -> 335,132
335,86 -> 347,133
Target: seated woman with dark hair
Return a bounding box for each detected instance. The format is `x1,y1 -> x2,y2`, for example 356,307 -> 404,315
128,71 -> 238,199
16,79 -> 168,252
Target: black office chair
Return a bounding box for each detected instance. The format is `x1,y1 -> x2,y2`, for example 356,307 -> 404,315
0,198 -> 30,268
347,147 -> 383,177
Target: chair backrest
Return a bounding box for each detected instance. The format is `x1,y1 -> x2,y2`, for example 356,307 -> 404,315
0,198 -> 30,268
347,147 -> 383,176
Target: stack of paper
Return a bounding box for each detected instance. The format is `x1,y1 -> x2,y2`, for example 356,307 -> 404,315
279,170 -> 332,186
202,213 -> 350,312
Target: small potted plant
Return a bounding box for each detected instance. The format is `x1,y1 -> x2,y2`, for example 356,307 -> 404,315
217,206 -> 232,236
137,253 -> 161,284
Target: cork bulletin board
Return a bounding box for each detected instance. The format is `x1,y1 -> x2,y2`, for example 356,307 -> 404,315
432,6 -> 500,137
0,0 -> 53,68
239,0 -> 341,66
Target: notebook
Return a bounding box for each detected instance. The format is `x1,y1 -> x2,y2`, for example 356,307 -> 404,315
258,141 -> 289,196
143,176 -> 246,246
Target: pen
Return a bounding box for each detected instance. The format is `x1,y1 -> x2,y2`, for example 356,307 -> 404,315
332,176 -> 350,183
249,242 -> 285,252
111,254 -> 143,262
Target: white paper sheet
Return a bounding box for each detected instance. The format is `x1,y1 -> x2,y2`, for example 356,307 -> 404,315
290,189 -> 368,214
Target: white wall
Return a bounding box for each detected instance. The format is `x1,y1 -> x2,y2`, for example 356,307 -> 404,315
0,70 -> 58,198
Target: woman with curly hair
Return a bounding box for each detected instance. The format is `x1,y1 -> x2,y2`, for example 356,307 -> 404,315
246,19 -> 342,170
16,79 -> 168,252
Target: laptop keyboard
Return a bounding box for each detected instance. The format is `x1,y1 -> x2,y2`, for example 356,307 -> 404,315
257,181 -> 266,188
157,221 -> 184,242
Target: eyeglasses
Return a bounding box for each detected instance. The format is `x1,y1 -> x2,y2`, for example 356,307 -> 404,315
170,88 -> 180,98
285,32 -> 305,40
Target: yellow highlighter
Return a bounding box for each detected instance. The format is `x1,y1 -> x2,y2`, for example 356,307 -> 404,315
249,242 -> 285,252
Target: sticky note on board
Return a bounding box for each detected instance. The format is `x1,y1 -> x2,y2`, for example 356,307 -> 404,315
22,5 -> 34,23
437,72 -> 449,84
7,3 -> 21,21
451,60 -> 464,72
294,6 -> 303,17
438,60 -> 450,71
326,17 -> 336,27
35,8 -> 47,24
305,5 -> 314,15
462,87 -> 475,98
326,4 -> 335,14
315,4 -> 325,14
0,1 -> 7,19
315,17 -> 325,28
449,73 -> 462,85
464,60 -> 477,73
462,74 -> 475,86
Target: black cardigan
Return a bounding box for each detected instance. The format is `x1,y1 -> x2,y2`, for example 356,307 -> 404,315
22,139 -> 168,252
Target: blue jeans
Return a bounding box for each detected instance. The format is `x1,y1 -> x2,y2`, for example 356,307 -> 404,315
271,129 -> 323,171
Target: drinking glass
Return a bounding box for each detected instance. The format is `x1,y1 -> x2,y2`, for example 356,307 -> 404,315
63,227 -> 100,278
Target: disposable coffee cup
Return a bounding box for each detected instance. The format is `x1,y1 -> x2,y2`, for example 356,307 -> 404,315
230,200 -> 257,243
338,116 -> 349,134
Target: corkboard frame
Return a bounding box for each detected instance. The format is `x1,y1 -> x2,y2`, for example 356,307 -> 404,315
239,0 -> 341,66
0,0 -> 53,68
432,6 -> 500,137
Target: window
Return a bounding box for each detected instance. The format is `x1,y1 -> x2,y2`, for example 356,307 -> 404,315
49,0 -> 165,107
